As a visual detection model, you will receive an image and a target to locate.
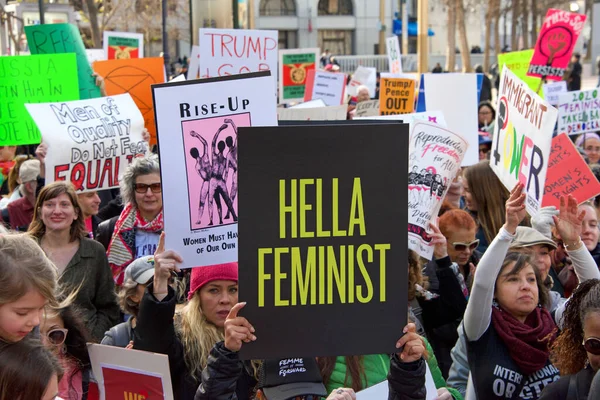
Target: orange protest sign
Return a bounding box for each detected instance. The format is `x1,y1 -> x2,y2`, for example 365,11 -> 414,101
542,133 -> 600,208
93,57 -> 165,145
379,78 -> 415,115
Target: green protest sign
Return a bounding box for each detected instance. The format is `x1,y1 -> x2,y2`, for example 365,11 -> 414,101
25,23 -> 101,99
497,49 -> 542,94
0,54 -> 80,146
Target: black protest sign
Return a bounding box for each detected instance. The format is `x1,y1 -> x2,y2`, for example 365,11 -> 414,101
238,123 -> 409,359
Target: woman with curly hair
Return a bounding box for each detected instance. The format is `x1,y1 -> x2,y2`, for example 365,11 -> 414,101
539,279 -> 600,399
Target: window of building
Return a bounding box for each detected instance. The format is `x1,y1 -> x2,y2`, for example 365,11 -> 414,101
318,29 -> 353,55
259,0 -> 297,16
318,0 -> 353,16
278,30 -> 298,49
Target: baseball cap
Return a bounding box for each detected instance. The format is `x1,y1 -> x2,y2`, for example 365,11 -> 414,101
124,255 -> 155,284
19,159 -> 40,183
510,227 -> 557,250
258,358 -> 328,400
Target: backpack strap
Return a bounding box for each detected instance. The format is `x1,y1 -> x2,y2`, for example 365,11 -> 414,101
568,373 -> 579,400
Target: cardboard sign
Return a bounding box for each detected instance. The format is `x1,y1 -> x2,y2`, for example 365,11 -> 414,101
0,54 -> 80,146
304,69 -> 347,106
93,57 -> 165,146
355,100 -> 380,118
279,48 -> 319,104
198,28 -> 278,79
379,78 -> 415,115
355,110 -> 447,128
543,81 -> 567,106
557,88 -> 600,136
152,72 -> 277,269
408,121 -> 468,259
386,36 -> 403,74
25,94 -> 146,192
237,122 -> 409,359
277,105 -> 347,121
290,99 -> 327,109
25,23 -> 101,99
543,133 -> 600,207
490,66 -> 558,216
423,74 -> 479,166
346,66 -> 377,98
498,50 -> 542,94
103,31 -> 144,59
528,9 -> 586,80
88,344 -> 174,400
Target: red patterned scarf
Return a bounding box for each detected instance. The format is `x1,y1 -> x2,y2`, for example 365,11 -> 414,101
107,203 -> 163,285
0,160 -> 15,188
491,305 -> 557,375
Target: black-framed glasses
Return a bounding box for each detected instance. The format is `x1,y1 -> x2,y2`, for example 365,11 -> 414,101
46,328 -> 68,345
134,183 -> 162,194
451,239 -> 480,252
583,337 -> 600,355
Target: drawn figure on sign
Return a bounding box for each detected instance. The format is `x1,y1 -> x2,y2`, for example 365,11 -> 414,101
437,177 -> 448,198
208,123 -> 238,225
430,174 -> 442,198
189,130 -> 214,225
223,118 -> 238,221
408,166 -> 420,185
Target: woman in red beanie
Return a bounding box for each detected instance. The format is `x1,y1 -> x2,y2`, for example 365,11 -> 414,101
133,232 -> 239,400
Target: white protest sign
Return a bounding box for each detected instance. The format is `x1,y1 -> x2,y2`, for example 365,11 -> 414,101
277,105 -> 347,121
355,100 -> 380,117
169,74 -> 186,82
409,121 -> 468,259
188,45 -> 200,79
490,66 -> 558,216
198,28 -> 278,79
308,70 -> 347,106
290,99 -> 328,109
346,66 -> 377,97
543,81 -> 567,106
355,110 -> 447,128
88,344 -> 174,400
102,31 -> 144,59
153,71 -> 277,268
356,363 -> 437,400
423,73 -> 479,166
85,49 -> 106,65
25,94 -> 146,192
386,36 -> 403,74
557,88 -> 600,136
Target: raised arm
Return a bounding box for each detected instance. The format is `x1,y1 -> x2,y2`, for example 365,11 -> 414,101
464,183 -> 526,341
212,124 -> 228,155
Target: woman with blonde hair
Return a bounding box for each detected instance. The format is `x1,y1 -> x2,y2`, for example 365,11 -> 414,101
134,232 -> 239,399
463,160 -> 511,253
0,233 -> 57,342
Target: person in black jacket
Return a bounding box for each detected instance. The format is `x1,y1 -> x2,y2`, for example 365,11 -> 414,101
134,232 -> 240,400
540,279 -> 600,399
195,298 -> 427,400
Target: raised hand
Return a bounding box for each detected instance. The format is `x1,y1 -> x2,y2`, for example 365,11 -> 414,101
504,182 -> 526,234
92,72 -> 107,97
395,323 -> 425,363
224,302 -> 256,352
553,195 -> 585,248
428,221 -> 448,259
153,232 -> 182,296
326,388 -> 356,400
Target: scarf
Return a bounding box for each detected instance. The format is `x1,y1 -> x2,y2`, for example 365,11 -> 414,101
0,160 -> 15,187
107,203 -> 163,285
491,304 -> 557,375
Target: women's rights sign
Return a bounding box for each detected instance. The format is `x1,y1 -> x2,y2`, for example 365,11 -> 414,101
491,66 -> 558,216
25,94 -> 147,192
528,9 -> 586,81
408,121 -> 468,259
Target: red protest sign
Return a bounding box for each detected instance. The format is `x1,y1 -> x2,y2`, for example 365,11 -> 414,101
528,9 -> 586,81
542,133 -> 600,207
102,367 -> 165,399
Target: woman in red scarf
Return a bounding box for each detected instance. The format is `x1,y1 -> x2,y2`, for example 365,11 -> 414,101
104,154 -> 163,286
463,183 -> 582,399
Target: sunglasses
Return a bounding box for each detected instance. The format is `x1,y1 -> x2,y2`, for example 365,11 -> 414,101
451,239 -> 480,252
46,328 -> 68,346
134,183 -> 162,194
583,337 -> 600,355
479,147 -> 490,154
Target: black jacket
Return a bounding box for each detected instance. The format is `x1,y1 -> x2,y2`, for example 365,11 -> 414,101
195,346 -> 426,400
134,284 -> 200,400
96,215 -> 118,250
539,365 -> 595,400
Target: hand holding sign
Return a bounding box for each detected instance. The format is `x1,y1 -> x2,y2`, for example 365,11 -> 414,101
395,323 -> 425,363
224,302 -> 256,352
552,195 -> 585,250
153,232 -> 182,296
428,222 -> 448,260
504,183 -> 527,234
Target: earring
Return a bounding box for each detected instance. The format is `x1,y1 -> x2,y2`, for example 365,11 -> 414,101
61,344 -> 67,355
492,299 -> 499,309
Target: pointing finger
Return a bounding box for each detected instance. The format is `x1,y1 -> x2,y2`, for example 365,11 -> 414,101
227,302 -> 246,320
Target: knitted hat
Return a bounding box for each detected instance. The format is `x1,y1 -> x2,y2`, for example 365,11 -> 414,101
575,132 -> 600,147
188,262 -> 238,300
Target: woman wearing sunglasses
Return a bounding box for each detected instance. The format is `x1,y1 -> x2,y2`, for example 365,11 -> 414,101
28,182 -> 119,342
541,279 -> 600,399
101,154 -> 164,286
40,302 -> 93,400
